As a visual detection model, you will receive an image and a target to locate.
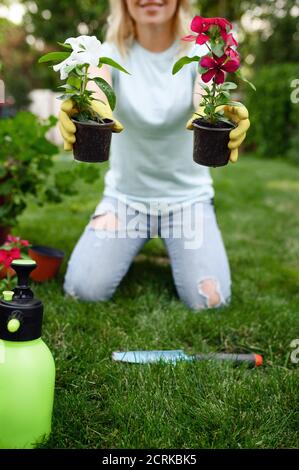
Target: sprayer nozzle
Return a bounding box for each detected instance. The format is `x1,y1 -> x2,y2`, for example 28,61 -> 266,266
3,291 -> 14,301
10,259 -> 37,299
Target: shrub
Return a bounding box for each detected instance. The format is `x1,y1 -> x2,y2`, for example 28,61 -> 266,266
245,63 -> 299,160
0,111 -> 100,227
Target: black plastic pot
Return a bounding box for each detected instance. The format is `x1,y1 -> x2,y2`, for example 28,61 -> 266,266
72,118 -> 114,163
193,118 -> 235,167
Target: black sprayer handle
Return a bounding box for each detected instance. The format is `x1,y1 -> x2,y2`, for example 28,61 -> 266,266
192,353 -> 263,367
11,260 -> 37,299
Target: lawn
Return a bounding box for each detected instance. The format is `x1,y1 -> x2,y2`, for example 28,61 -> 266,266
17,153 -> 299,449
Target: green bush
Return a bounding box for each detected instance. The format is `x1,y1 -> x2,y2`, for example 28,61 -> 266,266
0,112 -> 100,227
245,63 -> 299,160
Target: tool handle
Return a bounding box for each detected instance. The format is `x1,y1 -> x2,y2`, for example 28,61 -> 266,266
192,353 -> 263,367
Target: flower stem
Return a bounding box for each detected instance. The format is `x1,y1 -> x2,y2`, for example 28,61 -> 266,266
210,79 -> 217,124
83,65 -> 89,94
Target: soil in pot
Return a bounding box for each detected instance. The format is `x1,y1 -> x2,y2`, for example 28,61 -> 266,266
193,118 -> 236,168
72,118 -> 114,163
28,245 -> 65,282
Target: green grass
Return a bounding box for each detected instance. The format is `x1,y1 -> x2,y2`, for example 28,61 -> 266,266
17,154 -> 299,449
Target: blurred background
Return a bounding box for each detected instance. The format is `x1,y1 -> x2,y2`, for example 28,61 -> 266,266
0,0 -> 299,160
0,3 -> 299,448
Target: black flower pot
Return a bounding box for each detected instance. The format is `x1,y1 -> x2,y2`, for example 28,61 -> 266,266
193,118 -> 236,168
72,118 -> 114,163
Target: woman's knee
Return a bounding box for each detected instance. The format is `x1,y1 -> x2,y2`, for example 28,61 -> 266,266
63,266 -> 116,302
180,277 -> 231,311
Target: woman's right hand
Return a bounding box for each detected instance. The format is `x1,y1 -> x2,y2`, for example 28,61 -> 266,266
58,99 -> 124,151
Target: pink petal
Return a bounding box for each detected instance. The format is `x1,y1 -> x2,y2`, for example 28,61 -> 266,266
222,59 -> 240,73
226,47 -> 240,63
213,54 -> 227,66
201,69 -> 216,83
182,34 -> 197,42
200,55 -> 216,68
214,18 -> 232,31
224,32 -> 238,47
215,70 -> 225,84
196,34 -> 210,45
191,16 -> 204,33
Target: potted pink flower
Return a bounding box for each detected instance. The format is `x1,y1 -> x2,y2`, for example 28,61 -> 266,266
173,16 -> 255,167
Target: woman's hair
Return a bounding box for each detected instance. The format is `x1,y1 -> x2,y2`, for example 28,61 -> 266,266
105,0 -> 194,56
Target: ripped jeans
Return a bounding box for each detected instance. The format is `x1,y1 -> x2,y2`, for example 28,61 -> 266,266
64,197 -> 231,310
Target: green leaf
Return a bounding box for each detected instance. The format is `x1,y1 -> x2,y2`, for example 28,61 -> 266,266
217,91 -> 231,99
57,94 -> 74,101
63,64 -> 78,75
93,77 -> 116,111
67,76 -> 81,89
211,43 -> 224,58
92,98 -> 106,106
201,84 -> 211,94
59,84 -> 79,91
57,42 -> 72,50
217,100 -> 230,108
236,70 -> 256,91
38,51 -> 70,64
221,81 -> 238,90
172,56 -> 200,75
99,57 -> 130,75
218,116 -> 235,126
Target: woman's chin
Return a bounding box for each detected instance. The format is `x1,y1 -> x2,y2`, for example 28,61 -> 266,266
137,14 -> 170,26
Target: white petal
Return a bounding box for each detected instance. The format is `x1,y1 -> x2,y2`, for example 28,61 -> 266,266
53,55 -> 79,79
65,37 -> 81,52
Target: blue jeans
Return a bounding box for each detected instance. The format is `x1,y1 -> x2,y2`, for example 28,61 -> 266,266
64,197 -> 231,310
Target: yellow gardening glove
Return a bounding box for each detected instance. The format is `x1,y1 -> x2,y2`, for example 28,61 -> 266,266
59,99 -> 124,151
186,103 -> 250,163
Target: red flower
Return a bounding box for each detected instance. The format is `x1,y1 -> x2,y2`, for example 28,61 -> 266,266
0,247 -> 21,268
183,16 -> 238,48
183,16 -> 232,45
200,54 -> 240,84
225,47 -> 240,63
3,234 -> 30,248
6,235 -> 19,244
222,32 -> 238,47
0,250 -> 7,266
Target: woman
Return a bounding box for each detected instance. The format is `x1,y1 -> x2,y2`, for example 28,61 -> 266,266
60,0 -> 249,310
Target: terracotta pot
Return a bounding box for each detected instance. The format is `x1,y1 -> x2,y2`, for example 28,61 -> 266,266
72,118 -> 114,163
193,118 -> 236,167
28,245 -> 65,282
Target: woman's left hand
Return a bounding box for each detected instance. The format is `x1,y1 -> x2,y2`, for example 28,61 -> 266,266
186,103 -> 250,163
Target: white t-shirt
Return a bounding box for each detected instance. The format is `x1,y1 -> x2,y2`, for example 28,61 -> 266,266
99,39 -> 214,214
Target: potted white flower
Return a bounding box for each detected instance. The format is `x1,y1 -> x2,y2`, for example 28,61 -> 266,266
39,36 -> 129,163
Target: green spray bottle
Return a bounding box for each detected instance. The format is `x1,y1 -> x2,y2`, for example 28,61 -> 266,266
0,259 -> 55,448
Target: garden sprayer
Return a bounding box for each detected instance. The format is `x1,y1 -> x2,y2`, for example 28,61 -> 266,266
0,259 -> 55,449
